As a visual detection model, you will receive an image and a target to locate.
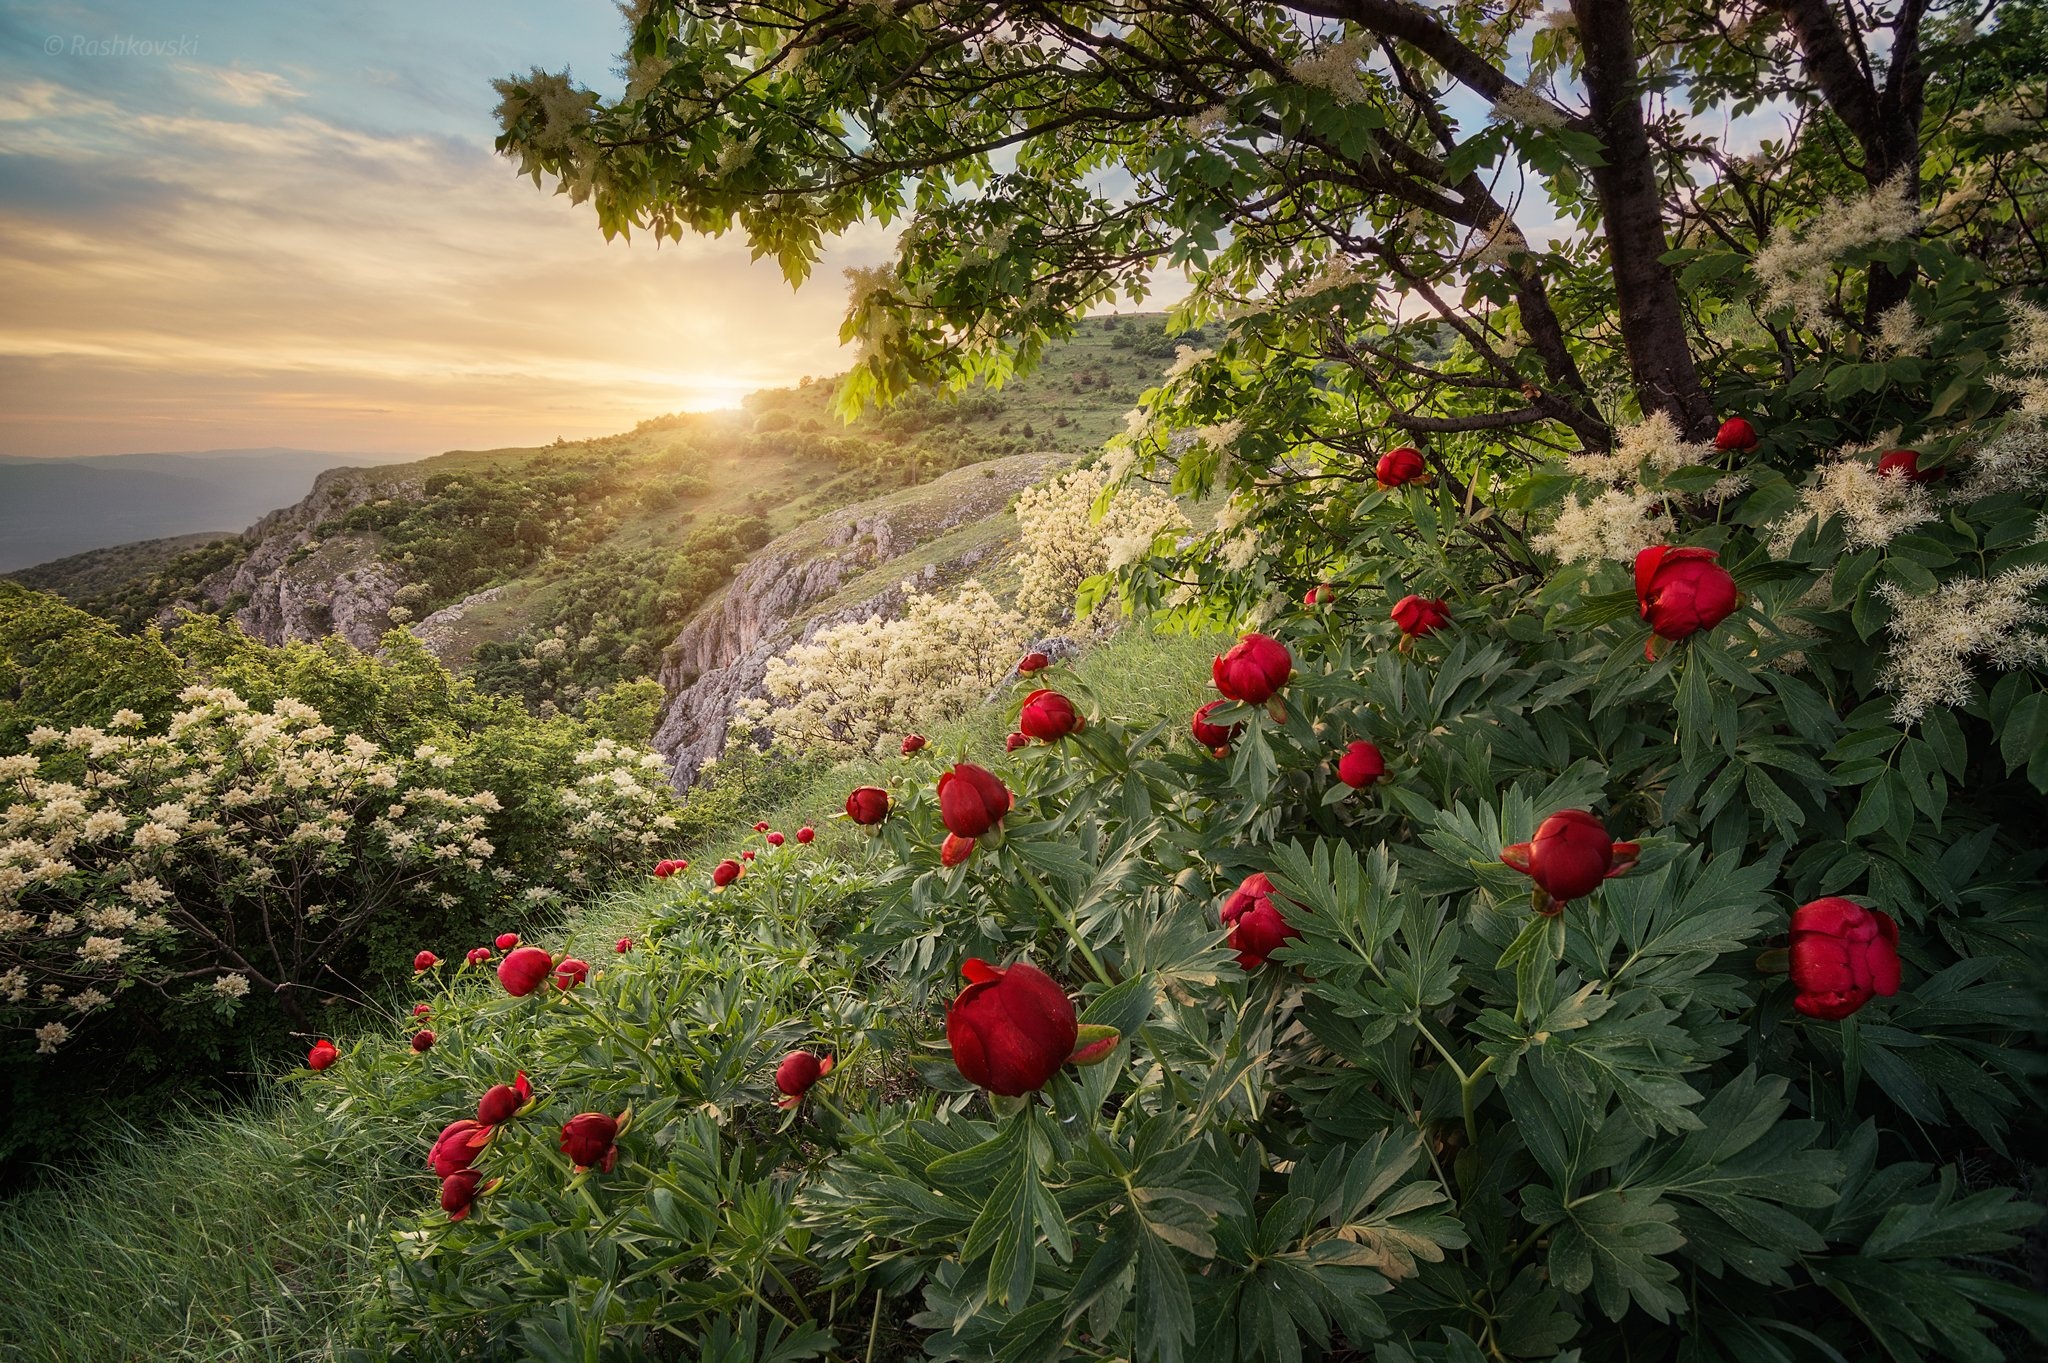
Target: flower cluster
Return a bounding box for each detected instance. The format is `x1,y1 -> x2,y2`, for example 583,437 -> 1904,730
1875,563 -> 2048,721
1753,177 -> 1921,331
1012,466 -> 1189,627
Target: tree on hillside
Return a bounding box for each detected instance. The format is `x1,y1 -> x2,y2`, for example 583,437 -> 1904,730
496,0 -> 2037,456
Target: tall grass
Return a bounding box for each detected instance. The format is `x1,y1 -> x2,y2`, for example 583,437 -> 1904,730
0,623 -> 1220,1358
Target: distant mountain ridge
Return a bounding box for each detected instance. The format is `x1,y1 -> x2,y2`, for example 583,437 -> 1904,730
0,448 -> 417,572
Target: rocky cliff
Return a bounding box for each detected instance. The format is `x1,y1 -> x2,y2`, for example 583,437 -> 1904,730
653,451 -> 1067,790
193,465 -> 426,650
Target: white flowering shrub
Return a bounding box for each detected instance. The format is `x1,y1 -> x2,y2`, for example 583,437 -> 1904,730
0,685 -> 677,1152
758,581 -> 1030,757
1012,465 -> 1189,626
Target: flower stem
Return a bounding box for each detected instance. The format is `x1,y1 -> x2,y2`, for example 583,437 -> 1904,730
1018,865 -> 1115,988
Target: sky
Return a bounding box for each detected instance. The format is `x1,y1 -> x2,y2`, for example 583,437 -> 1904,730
0,0 -> 896,459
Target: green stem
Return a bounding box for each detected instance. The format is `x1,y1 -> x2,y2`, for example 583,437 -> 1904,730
1018,865 -> 1115,988
1460,1055 -> 1496,1147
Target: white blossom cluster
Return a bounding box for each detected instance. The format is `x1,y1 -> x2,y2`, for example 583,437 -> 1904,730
1753,178 -> 1920,332
1540,413 -> 1740,563
1991,300 -> 2048,430
1,690 -> 673,1055
1768,456 -> 1938,555
757,582 -> 1032,757
1014,466 -> 1190,626
1533,487 -> 1675,564
1288,35 -> 1369,103
1877,564 -> 2048,721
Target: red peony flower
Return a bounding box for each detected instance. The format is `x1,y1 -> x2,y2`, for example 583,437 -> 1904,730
412,1002 -> 431,1018
796,826 -> 815,844
495,932 -> 520,951
1391,595 -> 1451,638
940,832 -> 977,868
1017,651 -> 1050,674
429,1118 -> 492,1177
553,958 -> 588,991
1788,898 -> 1901,1020
413,950 -> 440,972
559,1112 -> 620,1173
712,858 -> 742,887
845,787 -> 890,825
411,1029 -> 435,1053
1019,689 -> 1085,742
753,821 -> 770,833
937,762 -> 1012,839
1219,872 -> 1300,970
465,947 -> 492,966
1500,810 -> 1639,913
1337,740 -> 1385,789
1304,584 -> 1334,606
476,1072 -> 532,1126
1876,449 -> 1942,483
766,831 -> 785,846
945,959 -> 1080,1097
1376,446 -> 1428,488
1190,700 -> 1243,755
1635,545 -> 1740,642
1212,633 -> 1293,704
615,937 -> 633,954
307,1039 -> 339,1071
774,1051 -> 835,1109
439,1169 -> 489,1221
497,946 -> 553,997
1006,731 -> 1029,752
1714,417 -> 1760,453
900,734 -> 927,756
652,858 -> 689,878
741,849 -> 756,862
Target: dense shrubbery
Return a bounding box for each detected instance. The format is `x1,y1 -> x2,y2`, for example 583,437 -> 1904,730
0,586 -> 685,1168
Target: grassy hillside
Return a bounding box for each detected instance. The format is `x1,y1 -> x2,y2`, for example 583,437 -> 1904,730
0,623 -> 1219,1363
4,532 -> 239,602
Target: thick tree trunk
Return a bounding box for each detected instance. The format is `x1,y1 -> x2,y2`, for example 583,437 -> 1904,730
1568,0 -> 1715,435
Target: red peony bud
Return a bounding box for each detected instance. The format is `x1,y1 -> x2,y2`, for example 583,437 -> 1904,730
413,950 -> 439,972
1018,689 -> 1085,742
845,786 -> 890,825
615,937 -> 633,954
429,1118 -> 492,1177
652,858 -> 688,878
1017,651 -> 1050,674
411,1029 -> 435,1053
412,1002 -> 431,1018
937,762 -> 1012,839
1635,545 -> 1740,642
559,1112 -> 620,1173
1212,633 -> 1293,704
1336,740 -> 1384,788
945,959 -> 1079,1097
1788,898 -> 1901,1020
766,831 -> 785,846
477,1078 -> 527,1126
1375,446 -> 1428,488
553,958 -> 588,991
1714,417 -> 1760,452
497,946 -> 553,997
753,821 -> 770,833
774,1050 -> 836,1108
900,734 -> 927,756
1219,872 -> 1300,969
1499,809 -> 1639,913
1006,731 -> 1029,752
712,858 -> 742,886
1876,449 -> 1942,483
306,1038 -> 339,1071
495,932 -> 520,951
439,1169 -> 487,1221
796,826 -> 815,844
1304,584 -> 1334,606
941,832 -> 977,867
1390,595 -> 1451,638
1191,700 -> 1243,754
465,946 -> 492,966
741,849 -> 756,861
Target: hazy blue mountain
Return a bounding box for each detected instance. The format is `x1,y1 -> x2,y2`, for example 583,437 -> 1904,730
0,448 -> 417,571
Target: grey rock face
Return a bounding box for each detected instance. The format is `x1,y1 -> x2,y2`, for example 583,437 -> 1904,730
410,586 -> 508,663
194,465 -> 423,650
653,452 -> 1067,791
